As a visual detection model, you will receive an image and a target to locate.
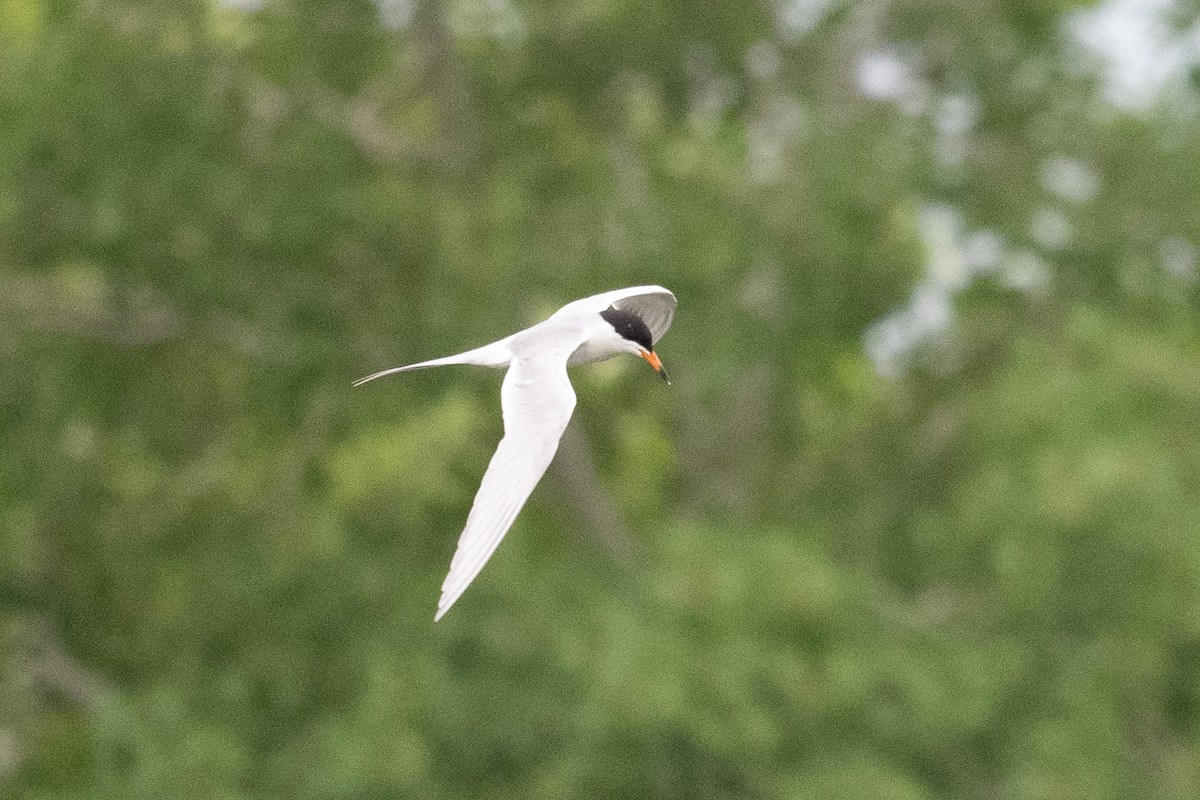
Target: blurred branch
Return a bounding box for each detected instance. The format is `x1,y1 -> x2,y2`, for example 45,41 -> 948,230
21,616 -> 111,708
550,422 -> 635,568
1,273 -> 182,347
339,0 -> 482,171
678,361 -> 772,518
410,0 -> 481,172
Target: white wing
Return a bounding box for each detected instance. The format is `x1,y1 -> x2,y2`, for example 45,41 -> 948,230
435,355 -> 577,620
553,285 -> 677,344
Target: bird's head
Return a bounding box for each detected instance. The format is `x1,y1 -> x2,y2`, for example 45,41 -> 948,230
600,306 -> 670,383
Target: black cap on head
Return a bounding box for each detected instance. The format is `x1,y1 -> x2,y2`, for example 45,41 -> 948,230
600,306 -> 654,352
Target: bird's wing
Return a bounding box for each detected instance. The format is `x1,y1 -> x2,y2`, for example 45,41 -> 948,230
611,289 -> 676,345
555,286 -> 677,345
436,354 -> 577,620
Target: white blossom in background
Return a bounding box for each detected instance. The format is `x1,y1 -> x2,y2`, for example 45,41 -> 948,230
1070,0 -> 1200,110
1000,250 -> 1050,293
1031,206 -> 1072,250
962,230 -> 1005,276
685,44 -> 739,128
376,0 -> 416,29
863,207 -> 1058,375
746,94 -> 806,184
934,93 -> 981,169
745,39 -> 783,81
1041,156 -> 1102,203
1160,236 -> 1198,281
775,0 -> 837,40
865,206 -> 968,375
856,47 -> 929,115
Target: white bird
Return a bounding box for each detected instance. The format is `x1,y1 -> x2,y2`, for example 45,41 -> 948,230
354,286 -> 676,620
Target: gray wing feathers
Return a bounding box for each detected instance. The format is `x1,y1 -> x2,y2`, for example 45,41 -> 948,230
556,285 -> 676,344
611,290 -> 676,344
435,356 -> 577,620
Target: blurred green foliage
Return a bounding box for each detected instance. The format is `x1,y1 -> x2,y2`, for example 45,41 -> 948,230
3,0 -> 1200,798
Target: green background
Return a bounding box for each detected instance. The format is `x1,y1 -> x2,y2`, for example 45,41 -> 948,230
4,1 -> 1200,797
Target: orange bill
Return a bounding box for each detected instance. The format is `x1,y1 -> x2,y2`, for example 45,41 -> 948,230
640,350 -> 670,384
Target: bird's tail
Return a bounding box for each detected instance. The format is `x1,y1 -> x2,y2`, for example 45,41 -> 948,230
352,338 -> 513,387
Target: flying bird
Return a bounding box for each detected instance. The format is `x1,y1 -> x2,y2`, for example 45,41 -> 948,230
354,285 -> 676,620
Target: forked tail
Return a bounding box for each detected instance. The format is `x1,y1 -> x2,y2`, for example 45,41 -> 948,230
352,338 -> 513,387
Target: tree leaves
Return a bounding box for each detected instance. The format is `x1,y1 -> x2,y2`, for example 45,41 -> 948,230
4,1 -> 1200,798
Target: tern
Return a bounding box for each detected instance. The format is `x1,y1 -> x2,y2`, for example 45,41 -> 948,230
354,285 -> 676,620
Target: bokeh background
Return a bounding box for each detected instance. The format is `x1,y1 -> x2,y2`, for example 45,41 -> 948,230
4,0 -> 1200,797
